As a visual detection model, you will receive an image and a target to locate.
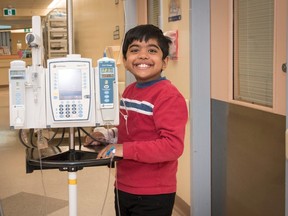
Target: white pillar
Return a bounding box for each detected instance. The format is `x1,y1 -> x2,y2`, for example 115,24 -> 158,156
190,0 -> 211,215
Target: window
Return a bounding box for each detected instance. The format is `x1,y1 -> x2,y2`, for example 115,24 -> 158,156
0,32 -> 11,55
148,0 -> 160,27
0,32 -> 11,47
233,0 -> 274,107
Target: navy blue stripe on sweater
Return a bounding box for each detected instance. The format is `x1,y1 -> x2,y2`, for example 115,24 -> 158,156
120,99 -> 154,116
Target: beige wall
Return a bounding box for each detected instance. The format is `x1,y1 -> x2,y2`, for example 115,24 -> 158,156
273,0 -> 286,115
73,0 -> 125,83
73,0 -> 192,206
211,0 -> 286,116
211,0 -> 231,102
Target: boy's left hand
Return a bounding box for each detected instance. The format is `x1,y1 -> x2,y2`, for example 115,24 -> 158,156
97,144 -> 123,159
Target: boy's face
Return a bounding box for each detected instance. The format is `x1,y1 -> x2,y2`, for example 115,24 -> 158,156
123,38 -> 168,83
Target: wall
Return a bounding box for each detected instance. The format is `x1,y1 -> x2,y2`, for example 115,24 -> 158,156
211,0 -> 231,103
73,0 -> 125,84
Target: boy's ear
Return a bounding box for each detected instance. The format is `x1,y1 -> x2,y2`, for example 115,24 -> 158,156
162,57 -> 169,70
122,57 -> 127,68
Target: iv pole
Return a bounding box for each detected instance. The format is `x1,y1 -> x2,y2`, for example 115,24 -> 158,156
25,2 -> 119,216
26,1 -> 119,215
67,1 -> 78,215
29,10 -> 78,215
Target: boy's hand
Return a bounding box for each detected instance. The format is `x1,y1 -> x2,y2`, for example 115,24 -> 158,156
84,131 -> 105,146
97,144 -> 123,159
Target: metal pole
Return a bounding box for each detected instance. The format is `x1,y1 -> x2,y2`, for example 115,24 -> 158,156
67,0 -> 73,55
68,127 -> 77,216
69,172 -> 77,216
67,1 -> 77,215
31,16 -> 43,67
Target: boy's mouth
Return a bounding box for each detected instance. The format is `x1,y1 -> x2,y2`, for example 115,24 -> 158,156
135,63 -> 152,68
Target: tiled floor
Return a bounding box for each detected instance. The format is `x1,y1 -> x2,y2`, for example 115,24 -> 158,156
0,86 -> 183,216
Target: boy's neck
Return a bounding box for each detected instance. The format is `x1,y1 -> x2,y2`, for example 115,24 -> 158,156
136,76 -> 166,88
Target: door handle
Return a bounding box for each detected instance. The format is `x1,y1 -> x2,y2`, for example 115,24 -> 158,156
286,129 -> 288,160
282,63 -> 287,72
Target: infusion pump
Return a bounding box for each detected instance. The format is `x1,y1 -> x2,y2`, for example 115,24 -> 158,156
9,54 -> 119,129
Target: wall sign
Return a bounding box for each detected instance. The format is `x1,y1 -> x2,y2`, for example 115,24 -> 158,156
3,8 -> 16,16
168,0 -> 181,22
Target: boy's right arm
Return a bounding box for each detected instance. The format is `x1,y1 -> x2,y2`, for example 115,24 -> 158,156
84,127 -> 118,146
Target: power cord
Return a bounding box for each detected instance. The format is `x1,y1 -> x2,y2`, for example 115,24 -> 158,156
100,150 -> 116,216
114,161 -> 121,216
37,147 -> 48,216
79,127 -> 110,146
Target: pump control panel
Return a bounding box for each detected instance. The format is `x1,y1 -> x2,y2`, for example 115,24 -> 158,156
95,56 -> 119,125
46,55 -> 96,128
98,58 -> 116,109
9,61 -> 26,128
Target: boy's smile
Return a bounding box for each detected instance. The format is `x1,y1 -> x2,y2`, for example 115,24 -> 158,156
135,63 -> 152,69
123,39 -> 168,83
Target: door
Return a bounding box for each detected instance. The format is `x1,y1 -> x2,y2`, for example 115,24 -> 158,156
211,0 -> 286,216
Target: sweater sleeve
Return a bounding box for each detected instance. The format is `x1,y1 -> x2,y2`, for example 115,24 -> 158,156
123,93 -> 188,163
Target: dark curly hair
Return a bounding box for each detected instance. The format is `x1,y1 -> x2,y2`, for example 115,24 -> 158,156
122,24 -> 172,60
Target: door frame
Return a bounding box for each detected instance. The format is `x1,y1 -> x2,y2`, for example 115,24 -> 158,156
190,0 -> 211,215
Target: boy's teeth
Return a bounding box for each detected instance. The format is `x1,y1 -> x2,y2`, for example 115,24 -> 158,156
138,64 -> 149,68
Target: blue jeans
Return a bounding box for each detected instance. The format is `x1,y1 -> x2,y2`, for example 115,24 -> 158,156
114,189 -> 176,216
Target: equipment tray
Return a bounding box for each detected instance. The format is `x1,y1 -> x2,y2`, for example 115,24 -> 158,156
26,146 -> 120,173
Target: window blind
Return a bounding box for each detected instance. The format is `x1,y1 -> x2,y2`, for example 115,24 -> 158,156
148,0 -> 160,27
233,0 -> 274,107
0,32 -> 11,47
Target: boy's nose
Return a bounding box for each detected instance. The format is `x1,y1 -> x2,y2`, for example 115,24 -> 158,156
138,51 -> 149,59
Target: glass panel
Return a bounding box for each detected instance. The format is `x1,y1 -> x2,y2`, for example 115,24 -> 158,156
233,0 -> 274,107
148,0 -> 160,27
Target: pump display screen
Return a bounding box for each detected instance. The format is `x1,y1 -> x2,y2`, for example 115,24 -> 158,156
58,69 -> 82,100
10,70 -> 26,80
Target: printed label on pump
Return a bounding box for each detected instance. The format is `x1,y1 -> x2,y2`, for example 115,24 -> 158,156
98,59 -> 115,109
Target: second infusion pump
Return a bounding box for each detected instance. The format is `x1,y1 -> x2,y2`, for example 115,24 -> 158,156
9,54 -> 119,129
46,56 -> 95,127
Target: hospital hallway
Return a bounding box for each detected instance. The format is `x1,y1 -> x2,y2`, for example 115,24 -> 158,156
0,86 -> 182,216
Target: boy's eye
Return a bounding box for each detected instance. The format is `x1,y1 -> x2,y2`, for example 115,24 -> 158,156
129,48 -> 139,53
148,49 -> 158,54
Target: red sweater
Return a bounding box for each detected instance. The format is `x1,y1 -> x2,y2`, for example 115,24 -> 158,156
116,78 -> 188,195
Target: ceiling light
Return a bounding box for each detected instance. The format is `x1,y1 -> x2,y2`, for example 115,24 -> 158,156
0,25 -> 11,30
48,0 -> 63,9
11,28 -> 32,33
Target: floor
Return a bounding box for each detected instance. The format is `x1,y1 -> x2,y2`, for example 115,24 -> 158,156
0,86 -> 182,216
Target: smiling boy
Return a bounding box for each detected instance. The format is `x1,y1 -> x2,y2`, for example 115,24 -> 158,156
96,24 -> 188,216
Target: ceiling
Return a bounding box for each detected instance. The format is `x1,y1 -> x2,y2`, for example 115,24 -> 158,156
0,0 -> 66,30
